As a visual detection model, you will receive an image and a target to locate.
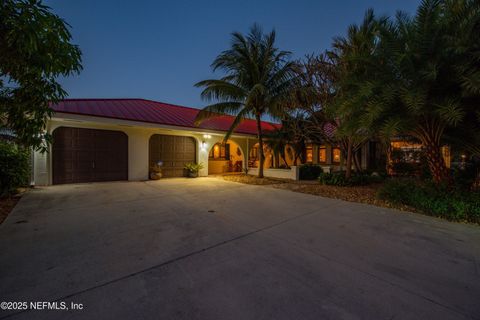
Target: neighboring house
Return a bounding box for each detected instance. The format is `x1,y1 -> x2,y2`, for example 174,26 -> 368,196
287,142 -> 373,173
33,98 -> 279,185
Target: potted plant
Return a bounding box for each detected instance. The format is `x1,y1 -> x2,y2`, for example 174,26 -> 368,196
184,162 -> 204,178
149,161 -> 163,180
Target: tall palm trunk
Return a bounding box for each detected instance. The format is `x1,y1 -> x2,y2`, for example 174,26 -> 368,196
345,138 -> 353,179
413,122 -> 451,185
384,140 -> 392,175
420,135 -> 450,184
255,114 -> 265,178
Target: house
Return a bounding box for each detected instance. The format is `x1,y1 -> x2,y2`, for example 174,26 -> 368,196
33,98 -> 280,185
33,98 -> 378,185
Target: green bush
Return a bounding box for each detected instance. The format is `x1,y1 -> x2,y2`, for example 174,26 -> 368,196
377,179 -> 480,223
0,141 -> 30,196
318,171 -> 384,186
318,172 -> 348,186
453,159 -> 480,190
299,164 -> 323,180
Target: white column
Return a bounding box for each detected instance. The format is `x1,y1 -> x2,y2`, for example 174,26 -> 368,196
33,149 -> 49,186
124,129 -> 150,181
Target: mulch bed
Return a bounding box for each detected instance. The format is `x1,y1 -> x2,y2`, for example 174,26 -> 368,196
220,174 -> 289,185
219,174 -> 416,213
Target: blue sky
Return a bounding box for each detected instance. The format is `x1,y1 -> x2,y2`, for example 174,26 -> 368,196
47,0 -> 421,109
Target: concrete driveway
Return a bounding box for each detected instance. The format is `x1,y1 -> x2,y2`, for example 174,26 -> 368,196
0,178 -> 479,320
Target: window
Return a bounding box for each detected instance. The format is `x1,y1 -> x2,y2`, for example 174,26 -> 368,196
209,143 -> 230,160
390,141 -> 422,163
318,146 -> 326,163
305,145 -> 313,163
332,147 -> 341,163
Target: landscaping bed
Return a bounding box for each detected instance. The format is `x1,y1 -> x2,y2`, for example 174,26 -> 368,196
220,174 -> 289,185
218,174 -> 417,213
272,181 -> 383,204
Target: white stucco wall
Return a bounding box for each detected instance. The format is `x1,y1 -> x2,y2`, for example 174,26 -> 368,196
247,166 -> 300,180
33,113 -> 252,185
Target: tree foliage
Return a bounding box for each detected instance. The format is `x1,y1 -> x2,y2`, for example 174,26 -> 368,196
0,0 -> 82,151
195,1 -> 479,185
298,0 -> 480,184
265,113 -> 309,166
0,140 -> 30,195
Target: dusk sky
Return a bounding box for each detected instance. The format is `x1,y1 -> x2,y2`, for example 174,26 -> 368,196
47,0 -> 421,109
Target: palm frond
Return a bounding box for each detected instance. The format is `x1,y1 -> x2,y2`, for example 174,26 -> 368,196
194,102 -> 245,125
194,79 -> 246,102
222,109 -> 251,142
436,99 -> 465,126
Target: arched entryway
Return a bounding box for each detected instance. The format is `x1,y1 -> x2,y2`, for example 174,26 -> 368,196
208,139 -> 244,174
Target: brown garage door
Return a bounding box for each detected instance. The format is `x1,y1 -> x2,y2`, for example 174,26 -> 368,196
52,127 -> 128,184
149,134 -> 196,177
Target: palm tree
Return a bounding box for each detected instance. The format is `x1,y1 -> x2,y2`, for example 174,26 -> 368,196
371,0 -> 480,184
194,24 -> 297,178
327,9 -> 386,179
329,0 -> 480,184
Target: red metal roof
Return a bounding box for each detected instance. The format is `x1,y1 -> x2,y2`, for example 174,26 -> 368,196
51,99 -> 280,136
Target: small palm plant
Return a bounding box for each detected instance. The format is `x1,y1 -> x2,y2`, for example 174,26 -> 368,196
194,24 -> 297,178
184,162 -> 204,178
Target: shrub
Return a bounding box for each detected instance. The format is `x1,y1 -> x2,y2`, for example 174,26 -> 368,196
0,141 -> 30,196
318,172 -> 348,186
318,171 -> 384,186
453,158 -> 480,190
299,164 -> 323,180
184,162 -> 204,173
377,179 -> 480,223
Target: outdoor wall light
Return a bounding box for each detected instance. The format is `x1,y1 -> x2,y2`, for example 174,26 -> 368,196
203,134 -> 211,139
201,141 -> 207,150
